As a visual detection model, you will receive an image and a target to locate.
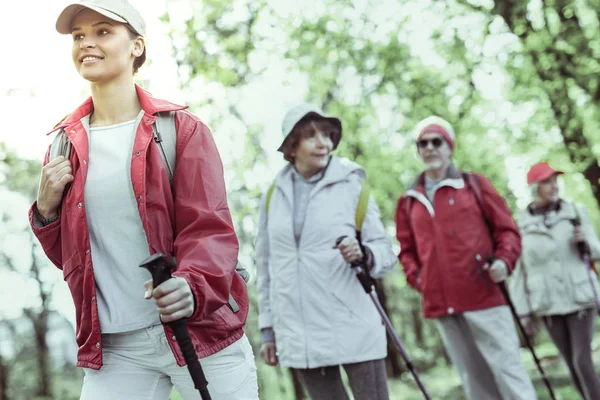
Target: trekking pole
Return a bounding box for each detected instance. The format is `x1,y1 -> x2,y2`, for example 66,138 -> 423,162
570,218 -> 600,316
139,253 -> 212,400
487,257 -> 556,400
336,237 -> 431,400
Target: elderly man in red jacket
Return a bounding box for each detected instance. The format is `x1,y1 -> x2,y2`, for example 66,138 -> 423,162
395,116 -> 537,400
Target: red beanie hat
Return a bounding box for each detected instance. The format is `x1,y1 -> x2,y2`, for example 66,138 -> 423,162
414,116 -> 455,151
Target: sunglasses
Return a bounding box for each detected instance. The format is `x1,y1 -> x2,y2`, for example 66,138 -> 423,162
417,138 -> 444,149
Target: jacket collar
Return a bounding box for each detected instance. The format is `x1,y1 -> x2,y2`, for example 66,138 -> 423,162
407,162 -> 463,192
274,156 -> 365,205
518,199 -> 578,230
47,84 -> 188,135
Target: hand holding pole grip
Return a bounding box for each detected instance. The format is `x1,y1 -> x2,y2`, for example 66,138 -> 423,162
571,218 -> 590,257
336,238 -> 431,399
139,252 -> 177,288
336,236 -> 375,294
138,253 -> 212,399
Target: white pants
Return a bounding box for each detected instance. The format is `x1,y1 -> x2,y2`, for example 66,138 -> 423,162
436,306 -> 537,400
80,325 -> 258,400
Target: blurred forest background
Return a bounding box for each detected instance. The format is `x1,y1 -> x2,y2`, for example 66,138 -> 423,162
1,0 -> 600,399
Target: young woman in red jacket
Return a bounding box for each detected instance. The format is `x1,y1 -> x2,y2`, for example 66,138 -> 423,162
29,1 -> 257,398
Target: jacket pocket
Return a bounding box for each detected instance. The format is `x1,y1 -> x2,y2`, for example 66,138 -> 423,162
330,288 -> 371,325
571,271 -> 598,305
525,275 -> 551,313
62,254 -> 80,281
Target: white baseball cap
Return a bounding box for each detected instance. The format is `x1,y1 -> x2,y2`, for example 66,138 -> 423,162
278,103 -> 342,152
56,0 -> 146,36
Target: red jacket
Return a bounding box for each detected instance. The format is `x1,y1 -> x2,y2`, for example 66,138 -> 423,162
394,165 -> 521,318
29,85 -> 248,369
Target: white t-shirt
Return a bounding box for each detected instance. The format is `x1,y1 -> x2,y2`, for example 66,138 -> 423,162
84,119 -> 160,333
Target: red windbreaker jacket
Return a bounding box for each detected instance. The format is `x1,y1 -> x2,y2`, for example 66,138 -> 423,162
395,165 -> 521,318
29,85 -> 248,369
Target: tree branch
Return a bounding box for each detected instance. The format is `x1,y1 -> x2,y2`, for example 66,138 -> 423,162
452,0 -> 491,14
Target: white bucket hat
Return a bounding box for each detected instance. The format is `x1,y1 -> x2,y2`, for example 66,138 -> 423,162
278,103 -> 342,152
56,0 -> 146,36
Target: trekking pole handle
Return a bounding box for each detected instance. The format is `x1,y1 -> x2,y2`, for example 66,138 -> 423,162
570,218 -> 591,257
336,236 -> 375,294
139,252 -> 177,288
335,236 -> 362,267
138,253 -> 212,399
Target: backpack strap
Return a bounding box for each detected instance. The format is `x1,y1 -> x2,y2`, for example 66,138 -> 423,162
49,129 -> 71,161
462,171 -> 494,244
265,183 -> 276,213
403,195 -> 414,230
355,181 -> 370,235
152,112 -> 177,184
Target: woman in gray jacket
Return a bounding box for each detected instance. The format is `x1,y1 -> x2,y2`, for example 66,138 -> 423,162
509,162 -> 600,400
254,104 -> 397,399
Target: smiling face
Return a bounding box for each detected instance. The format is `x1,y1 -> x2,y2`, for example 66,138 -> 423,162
70,8 -> 144,83
416,132 -> 452,171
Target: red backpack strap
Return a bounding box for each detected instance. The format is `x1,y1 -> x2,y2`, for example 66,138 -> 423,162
462,172 -> 494,246
462,172 -> 482,204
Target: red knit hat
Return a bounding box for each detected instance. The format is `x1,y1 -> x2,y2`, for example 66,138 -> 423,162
527,162 -> 564,185
414,116 -> 455,151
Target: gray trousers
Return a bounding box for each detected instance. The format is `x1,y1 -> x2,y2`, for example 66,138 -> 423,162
436,305 -> 537,400
293,358 -> 389,400
543,308 -> 600,400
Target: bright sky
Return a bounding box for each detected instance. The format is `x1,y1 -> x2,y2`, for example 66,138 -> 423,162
0,0 -> 551,332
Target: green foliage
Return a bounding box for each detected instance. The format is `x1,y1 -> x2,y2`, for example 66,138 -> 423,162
162,0 -> 600,397
2,0 -> 600,397
0,143 -> 41,201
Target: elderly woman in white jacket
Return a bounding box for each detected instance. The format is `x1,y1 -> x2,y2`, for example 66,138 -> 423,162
509,162 -> 600,400
254,104 -> 397,400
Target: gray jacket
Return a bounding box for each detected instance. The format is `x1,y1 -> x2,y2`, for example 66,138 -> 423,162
255,156 -> 397,368
509,201 -> 600,317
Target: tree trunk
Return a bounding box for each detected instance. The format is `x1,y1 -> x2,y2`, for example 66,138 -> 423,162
0,354 -> 8,400
489,0 -> 600,207
435,342 -> 452,366
24,310 -> 52,398
456,0 -> 600,207
374,280 -> 405,377
411,306 -> 425,348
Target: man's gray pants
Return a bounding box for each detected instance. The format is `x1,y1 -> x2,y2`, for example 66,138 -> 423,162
436,305 -> 537,399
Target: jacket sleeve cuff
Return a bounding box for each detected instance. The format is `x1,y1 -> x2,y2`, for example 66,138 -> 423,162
174,272 -> 208,322
494,254 -> 514,274
258,312 -> 273,330
29,202 -> 60,234
363,245 -> 375,271
262,328 -> 275,344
